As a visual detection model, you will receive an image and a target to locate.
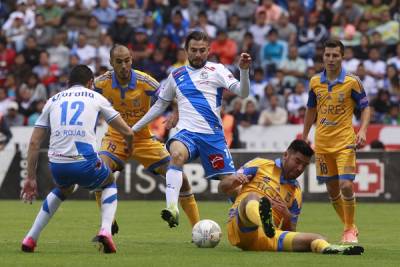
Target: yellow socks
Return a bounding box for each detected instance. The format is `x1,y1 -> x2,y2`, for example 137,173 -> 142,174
311,239 -> 330,253
330,194 -> 345,224
95,191 -> 102,208
244,200 -> 262,227
179,194 -> 200,227
343,195 -> 356,230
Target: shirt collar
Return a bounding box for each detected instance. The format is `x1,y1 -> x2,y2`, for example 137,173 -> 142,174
320,68 -> 346,84
275,158 -> 299,186
112,70 -> 136,90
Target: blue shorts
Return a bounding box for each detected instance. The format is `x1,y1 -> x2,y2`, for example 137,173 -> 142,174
166,129 -> 235,179
49,155 -> 111,190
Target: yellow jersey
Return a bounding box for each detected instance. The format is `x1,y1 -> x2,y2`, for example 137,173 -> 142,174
94,69 -> 160,139
230,158 -> 302,228
307,69 -> 369,153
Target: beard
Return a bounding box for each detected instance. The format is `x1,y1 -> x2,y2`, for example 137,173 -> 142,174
189,58 -> 207,69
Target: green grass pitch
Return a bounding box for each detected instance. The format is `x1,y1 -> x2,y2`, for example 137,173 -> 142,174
0,200 -> 399,267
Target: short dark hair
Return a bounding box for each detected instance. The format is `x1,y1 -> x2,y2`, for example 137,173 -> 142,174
68,65 -> 94,87
324,39 -> 345,56
287,140 -> 314,158
184,31 -> 209,50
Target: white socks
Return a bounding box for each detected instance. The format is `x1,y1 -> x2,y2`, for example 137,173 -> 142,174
165,166 -> 183,211
26,188 -> 65,241
101,183 -> 118,233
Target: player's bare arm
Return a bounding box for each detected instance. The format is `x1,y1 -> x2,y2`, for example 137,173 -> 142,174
21,127 -> 47,203
302,107 -> 317,140
356,106 -> 371,148
218,173 -> 249,195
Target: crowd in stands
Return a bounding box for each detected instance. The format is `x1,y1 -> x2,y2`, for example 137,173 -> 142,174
0,0 -> 400,146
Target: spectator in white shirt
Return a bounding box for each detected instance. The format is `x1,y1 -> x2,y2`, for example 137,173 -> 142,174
342,47 -> 360,74
258,94 -> 288,126
363,46 -> 386,87
286,82 -> 308,114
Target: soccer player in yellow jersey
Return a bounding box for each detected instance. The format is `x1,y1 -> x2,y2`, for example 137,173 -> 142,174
94,45 -> 200,231
302,39 -> 371,243
221,140 -> 364,255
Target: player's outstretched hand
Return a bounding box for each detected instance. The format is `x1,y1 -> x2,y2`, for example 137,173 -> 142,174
238,53 -> 252,70
21,178 -> 38,204
123,139 -> 133,157
355,129 -> 367,149
232,173 -> 250,187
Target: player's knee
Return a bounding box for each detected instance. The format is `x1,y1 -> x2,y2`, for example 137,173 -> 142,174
169,150 -> 186,166
340,180 -> 354,196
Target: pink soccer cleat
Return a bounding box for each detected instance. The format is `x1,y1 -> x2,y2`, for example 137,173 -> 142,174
93,228 -> 117,253
341,227 -> 359,244
21,237 -> 36,253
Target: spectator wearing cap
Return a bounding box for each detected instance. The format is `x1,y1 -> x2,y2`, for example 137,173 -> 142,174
297,11 -> 328,59
92,0 -> 117,31
0,37 -> 16,87
207,0 -> 228,30
2,0 -> 35,31
121,0 -> 145,28
37,0 -> 64,27
229,0 -> 257,29
260,28 -> 288,77
108,10 -> 134,46
248,10 -> 271,47
164,10 -> 188,47
210,30 -> 238,66
3,11 -> 28,52
4,101 -> 24,126
256,0 -> 283,25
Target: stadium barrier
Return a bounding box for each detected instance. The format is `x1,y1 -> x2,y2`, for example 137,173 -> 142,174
0,144 -> 398,202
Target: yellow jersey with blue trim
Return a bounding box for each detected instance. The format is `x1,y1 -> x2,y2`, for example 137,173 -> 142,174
94,69 -> 160,139
230,158 -> 302,228
307,69 -> 369,153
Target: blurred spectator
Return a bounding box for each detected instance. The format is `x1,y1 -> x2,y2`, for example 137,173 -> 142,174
21,36 -> 41,68
297,12 -> 328,59
0,2 -> 10,26
229,0 -> 257,29
47,33 -> 70,71
92,0 -> 116,31
210,30 -> 238,66
374,10 -> 400,45
260,28 -> 288,77
274,13 -> 297,45
4,74 -> 18,99
364,46 -> 386,85
287,0 -> 304,25
356,63 -> 378,98
32,51 -> 59,87
239,32 -> 260,68
288,106 -> 306,124
27,99 -> 46,126
221,101 -> 240,149
83,16 -> 103,47
371,89 -> 392,122
164,10 -> 188,48
131,30 -> 154,70
279,45 -> 307,88
0,87 -> 12,115
32,14 -> 55,50
226,13 -> 245,45
37,0 -> 64,27
228,97 -> 243,124
342,47 -> 360,74
207,0 -> 227,30
121,0 -> 144,28
147,0 -> 171,27
383,104 -> 400,125
286,82 -> 308,115
3,11 -> 28,52
156,35 -> 177,66
11,53 -> 31,86
238,97 -> 259,128
364,0 -> 389,28
62,0 -> 91,28
257,0 -> 283,24
353,34 -> 370,60
258,94 -> 287,126
72,33 -> 96,72
108,10 -> 134,46
0,110 -> 12,150
168,48 -> 188,74
259,84 -> 285,111
4,101 -> 24,126
0,37 -> 16,87
19,73 -> 47,102
248,10 -> 271,47
141,11 -> 163,44
191,11 -> 217,39
370,31 -> 387,58
332,0 -> 363,27
171,0 -> 198,26
314,0 -> 334,29
17,85 -> 35,118
384,64 -> 400,95
97,34 -> 113,70
144,49 -> 169,82
2,0 -> 35,31
387,43 -> 400,70
250,67 -> 268,100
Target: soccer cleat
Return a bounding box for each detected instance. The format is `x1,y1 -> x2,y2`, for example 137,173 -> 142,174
21,237 -> 36,253
322,244 -> 364,255
93,228 -> 116,253
259,197 -> 275,238
111,220 -> 119,236
341,227 -> 359,243
161,208 -> 179,228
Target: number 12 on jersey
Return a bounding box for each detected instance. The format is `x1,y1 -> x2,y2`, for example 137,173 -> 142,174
60,101 -> 85,126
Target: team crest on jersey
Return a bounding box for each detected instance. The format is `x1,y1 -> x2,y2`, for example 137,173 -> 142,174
200,71 -> 208,79
338,93 -> 345,103
208,154 -> 224,169
262,176 -> 272,183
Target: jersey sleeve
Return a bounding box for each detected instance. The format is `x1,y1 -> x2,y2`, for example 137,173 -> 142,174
34,99 -> 52,128
217,64 -> 240,91
288,186 -> 302,225
351,77 -> 369,110
157,73 -> 176,102
96,93 -> 120,123
142,72 -> 161,96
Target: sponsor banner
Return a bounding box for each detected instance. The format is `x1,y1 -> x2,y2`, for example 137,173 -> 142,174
1,149 -> 399,202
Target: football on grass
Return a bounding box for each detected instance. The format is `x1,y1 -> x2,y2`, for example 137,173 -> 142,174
192,219 -> 222,248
